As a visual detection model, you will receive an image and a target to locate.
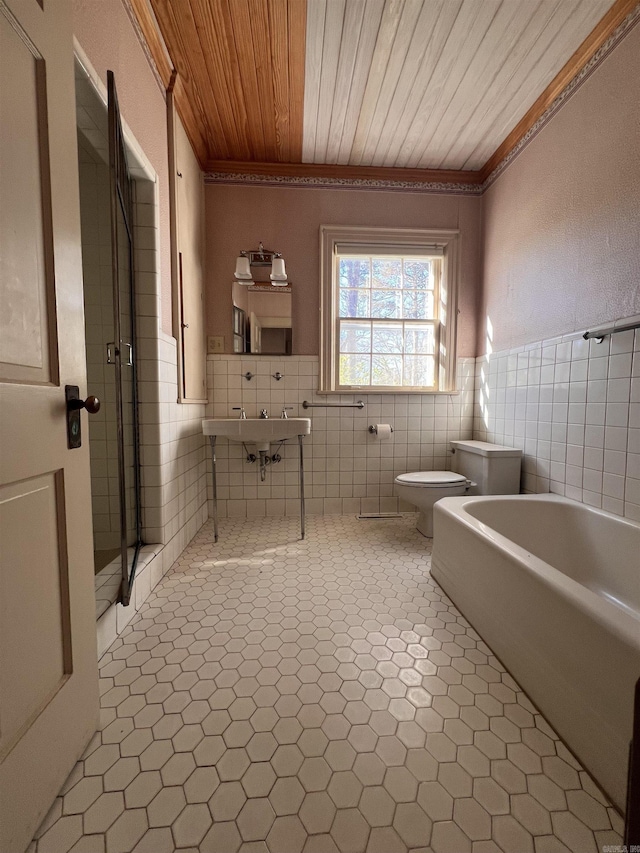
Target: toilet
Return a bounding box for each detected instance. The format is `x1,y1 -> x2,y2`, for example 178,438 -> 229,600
395,440 -> 522,537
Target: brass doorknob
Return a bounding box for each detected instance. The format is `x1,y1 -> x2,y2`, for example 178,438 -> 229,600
67,395 -> 101,414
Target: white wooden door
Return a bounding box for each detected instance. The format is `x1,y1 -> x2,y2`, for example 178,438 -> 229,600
0,1 -> 99,850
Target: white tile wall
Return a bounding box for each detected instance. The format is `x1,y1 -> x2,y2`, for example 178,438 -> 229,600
206,355 -> 475,518
96,177 -> 209,655
134,177 -> 208,566
73,53 -> 209,656
474,317 -> 640,521
79,158 -> 123,552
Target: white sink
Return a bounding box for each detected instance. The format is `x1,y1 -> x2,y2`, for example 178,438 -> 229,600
202,417 -> 311,451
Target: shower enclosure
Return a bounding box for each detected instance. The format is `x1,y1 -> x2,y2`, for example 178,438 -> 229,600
108,71 -> 142,607
76,64 -> 142,617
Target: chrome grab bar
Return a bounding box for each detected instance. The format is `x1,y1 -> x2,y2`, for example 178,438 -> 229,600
302,400 -> 365,409
583,318 -> 640,342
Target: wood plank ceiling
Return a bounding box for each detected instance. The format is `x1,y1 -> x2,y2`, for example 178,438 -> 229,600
303,0 -> 615,171
148,0 -> 306,165
138,0 -> 635,181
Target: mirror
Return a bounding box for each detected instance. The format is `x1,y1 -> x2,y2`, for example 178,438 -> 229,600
232,280 -> 292,354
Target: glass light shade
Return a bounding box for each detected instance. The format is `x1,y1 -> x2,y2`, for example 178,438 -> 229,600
234,256 -> 252,279
270,257 -> 287,281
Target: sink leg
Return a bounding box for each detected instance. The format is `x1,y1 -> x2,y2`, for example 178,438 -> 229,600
298,434 -> 305,540
209,435 -> 219,543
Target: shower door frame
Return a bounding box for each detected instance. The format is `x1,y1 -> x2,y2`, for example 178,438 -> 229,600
107,69 -> 142,606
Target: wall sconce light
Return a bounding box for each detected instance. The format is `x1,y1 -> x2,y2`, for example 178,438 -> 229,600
234,242 -> 288,286
234,255 -> 252,281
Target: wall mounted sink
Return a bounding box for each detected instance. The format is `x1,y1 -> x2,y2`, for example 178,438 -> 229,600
202,417 -> 311,452
203,417 -> 311,543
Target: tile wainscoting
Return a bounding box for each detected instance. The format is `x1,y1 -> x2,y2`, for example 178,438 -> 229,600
206,355 -> 475,519
474,318 -> 640,521
99,302 -> 639,653
96,178 -> 208,656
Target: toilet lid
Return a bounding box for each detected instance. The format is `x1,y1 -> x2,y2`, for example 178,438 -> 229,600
395,471 -> 467,487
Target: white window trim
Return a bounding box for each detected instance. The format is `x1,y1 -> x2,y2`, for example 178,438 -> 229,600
319,225 -> 460,394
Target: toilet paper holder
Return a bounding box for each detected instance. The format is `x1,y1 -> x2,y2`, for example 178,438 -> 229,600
368,424 -> 394,434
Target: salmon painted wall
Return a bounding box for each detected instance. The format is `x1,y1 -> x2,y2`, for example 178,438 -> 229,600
205,184 -> 482,357
72,0 -> 172,334
480,23 -> 640,355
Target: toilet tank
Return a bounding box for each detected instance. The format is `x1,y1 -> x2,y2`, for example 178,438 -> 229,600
450,440 -> 522,495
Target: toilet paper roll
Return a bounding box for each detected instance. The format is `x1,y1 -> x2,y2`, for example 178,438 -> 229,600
374,424 -> 392,440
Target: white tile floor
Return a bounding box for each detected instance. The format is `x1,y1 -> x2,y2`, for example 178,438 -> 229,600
95,558 -> 122,621
33,515 -> 624,853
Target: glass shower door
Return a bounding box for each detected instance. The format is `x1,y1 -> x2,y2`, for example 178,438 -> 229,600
108,70 -> 142,606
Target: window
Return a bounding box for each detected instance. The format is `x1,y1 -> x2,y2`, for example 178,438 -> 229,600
320,226 -> 460,393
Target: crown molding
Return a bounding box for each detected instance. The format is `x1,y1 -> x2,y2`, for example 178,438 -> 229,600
480,0 -> 639,183
483,2 -> 640,189
123,0 -> 172,91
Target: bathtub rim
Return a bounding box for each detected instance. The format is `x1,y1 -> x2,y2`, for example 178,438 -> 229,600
432,493 -> 640,651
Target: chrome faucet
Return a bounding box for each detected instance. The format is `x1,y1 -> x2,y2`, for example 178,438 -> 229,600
281,407 -> 293,419
232,407 -> 246,419
260,409 -> 269,419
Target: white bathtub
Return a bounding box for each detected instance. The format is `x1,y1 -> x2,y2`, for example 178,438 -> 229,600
431,493 -> 640,810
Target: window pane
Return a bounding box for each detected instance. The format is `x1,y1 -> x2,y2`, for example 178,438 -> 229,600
340,354 -> 370,385
371,290 -> 401,318
404,355 -> 435,387
372,354 -> 402,386
339,257 -> 370,289
405,324 -> 435,354
333,249 -> 444,390
403,259 -> 432,289
402,290 -> 434,319
372,258 -> 402,289
339,289 -> 370,318
340,321 -> 371,353
372,323 -> 403,353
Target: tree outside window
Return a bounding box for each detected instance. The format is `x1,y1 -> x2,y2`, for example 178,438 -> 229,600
337,254 -> 438,389
320,226 -> 459,394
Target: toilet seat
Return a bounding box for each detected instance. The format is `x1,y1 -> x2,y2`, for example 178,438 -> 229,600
395,471 -> 468,488
394,471 -> 470,538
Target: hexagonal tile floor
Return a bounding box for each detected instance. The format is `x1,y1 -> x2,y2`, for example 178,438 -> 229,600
31,515 -> 624,853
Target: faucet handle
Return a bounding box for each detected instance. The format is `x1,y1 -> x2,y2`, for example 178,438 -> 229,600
281,407 -> 293,419
232,407 -> 247,419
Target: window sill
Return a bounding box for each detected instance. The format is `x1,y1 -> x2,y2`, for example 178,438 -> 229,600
315,388 -> 460,396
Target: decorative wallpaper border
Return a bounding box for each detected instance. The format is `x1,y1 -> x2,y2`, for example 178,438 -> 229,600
203,172 -> 483,196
